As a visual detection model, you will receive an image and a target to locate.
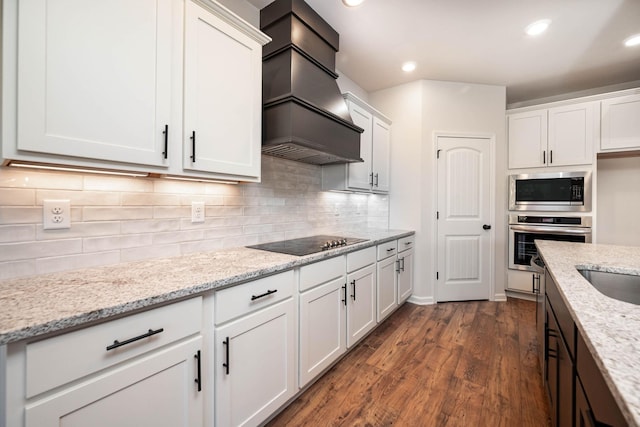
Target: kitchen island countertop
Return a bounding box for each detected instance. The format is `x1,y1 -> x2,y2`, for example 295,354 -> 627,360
536,240 -> 640,427
0,229 -> 413,346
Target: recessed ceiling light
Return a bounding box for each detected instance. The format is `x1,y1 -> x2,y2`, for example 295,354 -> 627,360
342,0 -> 364,6
401,61 -> 417,72
624,34 -> 640,47
525,19 -> 551,36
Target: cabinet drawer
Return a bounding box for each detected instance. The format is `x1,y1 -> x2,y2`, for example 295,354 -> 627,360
299,256 -> 345,292
346,247 -> 375,273
377,240 -> 398,261
397,235 -> 415,253
215,270 -> 294,324
26,296 -> 203,398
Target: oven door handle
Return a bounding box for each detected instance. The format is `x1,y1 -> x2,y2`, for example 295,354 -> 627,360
509,225 -> 592,235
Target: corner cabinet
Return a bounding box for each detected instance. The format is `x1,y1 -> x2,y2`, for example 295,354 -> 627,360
600,93 -> 640,153
322,92 -> 392,193
508,102 -> 596,169
1,0 -> 270,182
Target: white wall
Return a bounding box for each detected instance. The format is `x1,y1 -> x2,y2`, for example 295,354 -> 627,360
370,80 -> 507,303
596,156 -> 640,246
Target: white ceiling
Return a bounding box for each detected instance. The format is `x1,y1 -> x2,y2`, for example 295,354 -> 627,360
247,0 -> 640,104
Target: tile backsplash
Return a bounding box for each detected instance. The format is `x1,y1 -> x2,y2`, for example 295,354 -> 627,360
0,156 -> 389,280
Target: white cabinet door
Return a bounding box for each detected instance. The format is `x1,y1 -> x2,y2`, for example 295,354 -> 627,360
347,102 -> 374,191
346,264 -> 376,348
397,248 -> 414,304
183,1 -> 262,179
16,0 -> 173,167
601,94 -> 640,151
298,277 -> 346,388
215,299 -> 296,427
508,110 -> 548,169
548,102 -> 595,166
25,336 -> 203,427
372,117 -> 391,193
376,255 -> 398,322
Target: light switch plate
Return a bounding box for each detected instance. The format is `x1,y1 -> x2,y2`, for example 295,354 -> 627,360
43,199 -> 71,230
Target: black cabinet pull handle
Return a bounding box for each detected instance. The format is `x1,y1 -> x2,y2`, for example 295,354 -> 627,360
351,280 -> 356,301
342,283 -> 347,306
401,257 -> 405,272
106,327 -> 164,351
386,248 -> 395,252
194,350 -> 202,392
190,131 -> 196,162
550,150 -> 553,164
543,150 -> 546,164
369,173 -> 374,186
532,274 -> 536,293
251,289 -> 277,301
162,124 -> 168,159
374,173 -> 379,187
405,241 -> 412,246
396,259 -> 401,273
223,337 -> 230,375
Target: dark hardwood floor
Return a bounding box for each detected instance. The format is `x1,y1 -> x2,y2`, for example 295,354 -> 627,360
267,298 -> 551,426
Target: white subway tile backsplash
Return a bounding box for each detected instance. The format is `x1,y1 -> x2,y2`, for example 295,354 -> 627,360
0,188 -> 36,205
0,156 -> 389,280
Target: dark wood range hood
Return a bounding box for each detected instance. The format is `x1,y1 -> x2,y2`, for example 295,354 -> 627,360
260,0 -> 364,165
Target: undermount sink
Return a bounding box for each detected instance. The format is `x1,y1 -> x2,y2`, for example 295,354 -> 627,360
577,269 -> 640,305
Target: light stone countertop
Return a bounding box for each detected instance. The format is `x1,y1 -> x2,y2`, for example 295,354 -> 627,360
536,240 -> 640,427
0,229 -> 413,346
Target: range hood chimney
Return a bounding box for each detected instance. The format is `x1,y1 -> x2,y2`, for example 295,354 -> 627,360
260,0 -> 364,165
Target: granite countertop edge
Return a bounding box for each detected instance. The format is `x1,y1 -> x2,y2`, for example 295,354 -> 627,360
536,240 -> 640,427
0,229 -> 414,346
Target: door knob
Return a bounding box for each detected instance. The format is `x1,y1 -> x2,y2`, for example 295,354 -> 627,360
483,224 -> 491,230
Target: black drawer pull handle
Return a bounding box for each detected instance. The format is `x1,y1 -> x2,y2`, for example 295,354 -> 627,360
405,241 -> 412,246
106,328 -> 164,351
223,336 -> 230,375
386,248 -> 395,252
251,289 -> 277,301
194,350 -> 202,392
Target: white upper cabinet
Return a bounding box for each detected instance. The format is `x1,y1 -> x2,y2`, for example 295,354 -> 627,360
183,1 -> 263,180
601,94 -> 640,152
508,102 -> 596,169
322,92 -> 392,193
3,0 -> 269,181
14,0 -> 174,167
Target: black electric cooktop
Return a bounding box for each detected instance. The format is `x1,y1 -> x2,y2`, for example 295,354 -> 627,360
247,235 -> 369,256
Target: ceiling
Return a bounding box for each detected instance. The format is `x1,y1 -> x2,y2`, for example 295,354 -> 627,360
246,0 -> 640,105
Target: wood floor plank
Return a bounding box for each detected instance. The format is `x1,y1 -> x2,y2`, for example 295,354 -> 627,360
267,298 -> 551,426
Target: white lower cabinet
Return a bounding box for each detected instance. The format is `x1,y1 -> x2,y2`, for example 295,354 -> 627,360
299,275 -> 346,388
214,271 -> 296,427
25,336 -> 203,427
376,240 -> 398,322
397,236 -> 415,304
346,263 -> 377,348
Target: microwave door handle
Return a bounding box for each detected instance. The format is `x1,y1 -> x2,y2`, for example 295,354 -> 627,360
509,225 -> 592,235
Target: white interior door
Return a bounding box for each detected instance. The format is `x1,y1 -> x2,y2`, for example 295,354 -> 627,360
436,136 -> 492,302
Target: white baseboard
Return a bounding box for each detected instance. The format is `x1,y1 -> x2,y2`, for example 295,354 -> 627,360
493,293 -> 507,302
407,295 -> 435,305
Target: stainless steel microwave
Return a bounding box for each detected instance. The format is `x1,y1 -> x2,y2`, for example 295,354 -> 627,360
508,171 -> 592,212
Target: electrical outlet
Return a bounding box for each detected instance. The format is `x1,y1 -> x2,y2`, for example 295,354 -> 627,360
43,199 -> 71,230
191,201 -> 205,223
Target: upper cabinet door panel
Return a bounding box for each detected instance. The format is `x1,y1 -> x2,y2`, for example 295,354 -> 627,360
508,110 -> 547,169
548,102 -> 595,167
372,117 -> 390,193
601,94 -> 640,152
17,0 -> 172,167
346,103 -> 373,191
183,1 -> 262,179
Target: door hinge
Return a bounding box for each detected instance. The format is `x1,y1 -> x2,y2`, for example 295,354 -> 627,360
437,149 -> 441,159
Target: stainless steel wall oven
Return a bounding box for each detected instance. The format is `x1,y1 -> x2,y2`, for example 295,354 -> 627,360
509,171 -> 592,212
508,214 -> 592,271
